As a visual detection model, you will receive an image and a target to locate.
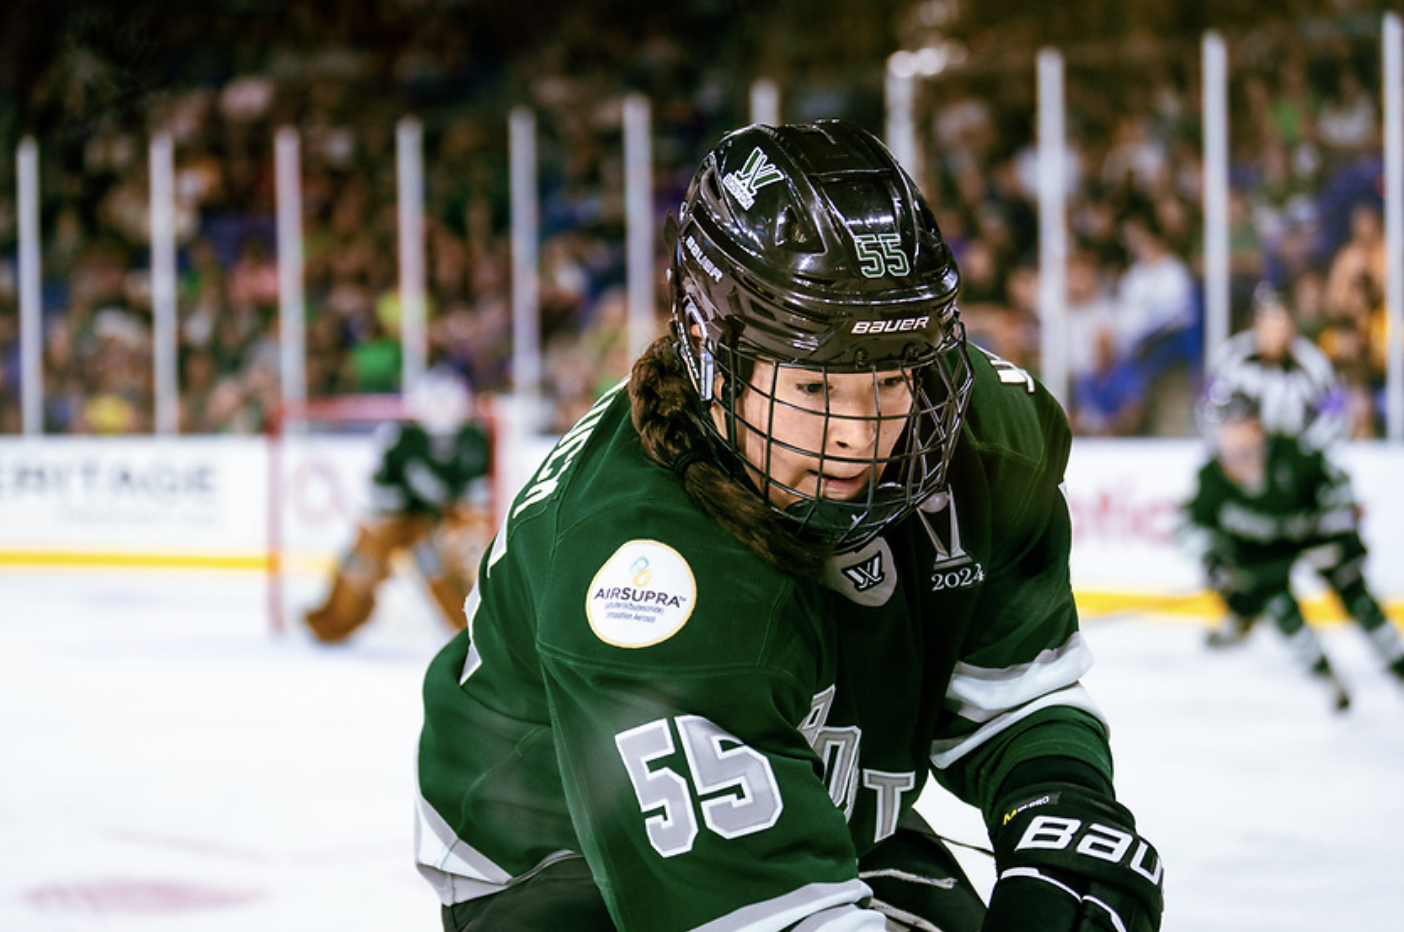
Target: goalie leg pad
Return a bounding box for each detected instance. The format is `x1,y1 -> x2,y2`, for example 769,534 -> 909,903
305,575 -> 377,643
304,516 -> 430,642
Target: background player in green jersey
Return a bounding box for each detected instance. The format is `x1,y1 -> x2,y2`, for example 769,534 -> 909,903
1183,388 -> 1404,710
416,121 -> 1163,932
305,367 -> 493,642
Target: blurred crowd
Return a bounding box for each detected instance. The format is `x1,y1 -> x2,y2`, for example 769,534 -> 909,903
913,17 -> 1392,439
0,2 -> 1395,439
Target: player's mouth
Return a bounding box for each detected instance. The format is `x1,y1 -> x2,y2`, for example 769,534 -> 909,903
813,469 -> 870,500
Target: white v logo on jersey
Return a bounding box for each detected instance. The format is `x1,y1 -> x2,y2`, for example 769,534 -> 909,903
841,552 -> 885,592
822,537 -> 896,607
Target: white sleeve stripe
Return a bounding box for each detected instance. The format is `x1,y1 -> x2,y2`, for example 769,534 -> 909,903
858,867 -> 959,890
689,879 -> 884,932
370,483 -> 406,512
414,792 -> 512,887
998,870 -> 1132,932
791,904 -> 889,932
946,632 -> 1093,721
930,685 -> 1106,770
415,789 -> 589,908
1083,894 -> 1131,932
405,460 -> 451,505
999,866 -> 1081,901
869,901 -> 942,932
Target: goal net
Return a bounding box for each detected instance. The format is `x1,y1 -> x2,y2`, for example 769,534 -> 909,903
266,393 -> 502,644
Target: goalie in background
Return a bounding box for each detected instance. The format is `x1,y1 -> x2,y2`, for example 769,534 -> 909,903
1181,388 -> 1404,710
305,367 -> 493,643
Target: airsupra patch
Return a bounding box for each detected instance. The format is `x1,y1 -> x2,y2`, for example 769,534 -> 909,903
587,540 -> 696,648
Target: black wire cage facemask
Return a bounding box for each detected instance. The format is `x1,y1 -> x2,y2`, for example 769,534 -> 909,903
669,119 -> 972,551
683,317 -> 972,552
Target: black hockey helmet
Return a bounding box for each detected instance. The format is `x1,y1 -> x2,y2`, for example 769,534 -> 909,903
1199,385 -> 1266,476
1197,383 -> 1262,434
668,119 -> 971,551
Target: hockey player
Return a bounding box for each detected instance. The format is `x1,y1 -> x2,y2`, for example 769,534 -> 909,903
304,367 -> 492,643
416,121 -> 1163,932
1204,281 -> 1346,451
1198,281 -> 1351,647
1182,388 -> 1404,710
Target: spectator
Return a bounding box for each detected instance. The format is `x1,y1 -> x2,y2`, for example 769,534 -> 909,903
1324,201 -> 1386,321
79,308 -> 151,435
1101,112 -> 1170,199
1265,53 -> 1321,183
1072,325 -> 1149,436
3,4 -> 1395,444
0,305 -> 19,433
178,344 -> 221,434
1115,204 -> 1201,432
1322,201 -> 1387,434
347,316 -> 402,395
1065,248 -> 1122,388
1316,66 -> 1378,172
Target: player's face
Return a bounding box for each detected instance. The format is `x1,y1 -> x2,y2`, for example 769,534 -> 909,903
1217,418 -> 1266,485
1253,309 -> 1294,361
731,361 -> 913,507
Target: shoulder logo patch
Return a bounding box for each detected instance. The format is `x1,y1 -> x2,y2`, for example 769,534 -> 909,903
822,537 -> 897,607
841,552 -> 885,591
587,540 -> 696,648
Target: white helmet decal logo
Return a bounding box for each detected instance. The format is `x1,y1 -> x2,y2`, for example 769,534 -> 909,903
723,148 -> 784,209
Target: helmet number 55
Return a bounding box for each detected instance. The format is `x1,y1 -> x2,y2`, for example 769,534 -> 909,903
853,233 -> 910,279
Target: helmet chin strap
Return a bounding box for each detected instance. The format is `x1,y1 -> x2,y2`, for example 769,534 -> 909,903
782,491 -> 910,552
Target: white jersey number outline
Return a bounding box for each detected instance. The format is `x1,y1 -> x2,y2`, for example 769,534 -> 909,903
616,715 -> 783,857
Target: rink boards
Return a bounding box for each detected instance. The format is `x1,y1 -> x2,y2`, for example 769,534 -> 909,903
1,433 -> 1401,613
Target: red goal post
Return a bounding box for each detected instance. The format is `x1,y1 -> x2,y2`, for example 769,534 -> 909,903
265,392 -> 503,635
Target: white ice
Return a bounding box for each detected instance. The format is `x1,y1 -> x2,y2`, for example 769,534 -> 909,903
2,567 -> 1401,932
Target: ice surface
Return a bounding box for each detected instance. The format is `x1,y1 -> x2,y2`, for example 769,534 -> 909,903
2,567 -> 1401,931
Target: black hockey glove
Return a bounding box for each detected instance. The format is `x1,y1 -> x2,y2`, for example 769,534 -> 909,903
983,783 -> 1163,932
1202,547 -> 1232,592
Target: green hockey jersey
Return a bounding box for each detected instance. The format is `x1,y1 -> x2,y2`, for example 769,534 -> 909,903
1183,434 -> 1360,567
367,420 -> 491,517
415,348 -> 1113,932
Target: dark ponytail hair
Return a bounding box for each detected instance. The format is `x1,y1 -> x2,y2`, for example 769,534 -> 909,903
629,336 -> 830,579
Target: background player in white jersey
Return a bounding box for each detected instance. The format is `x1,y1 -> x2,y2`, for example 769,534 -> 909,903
1205,281 -> 1345,451
416,121 -> 1163,932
